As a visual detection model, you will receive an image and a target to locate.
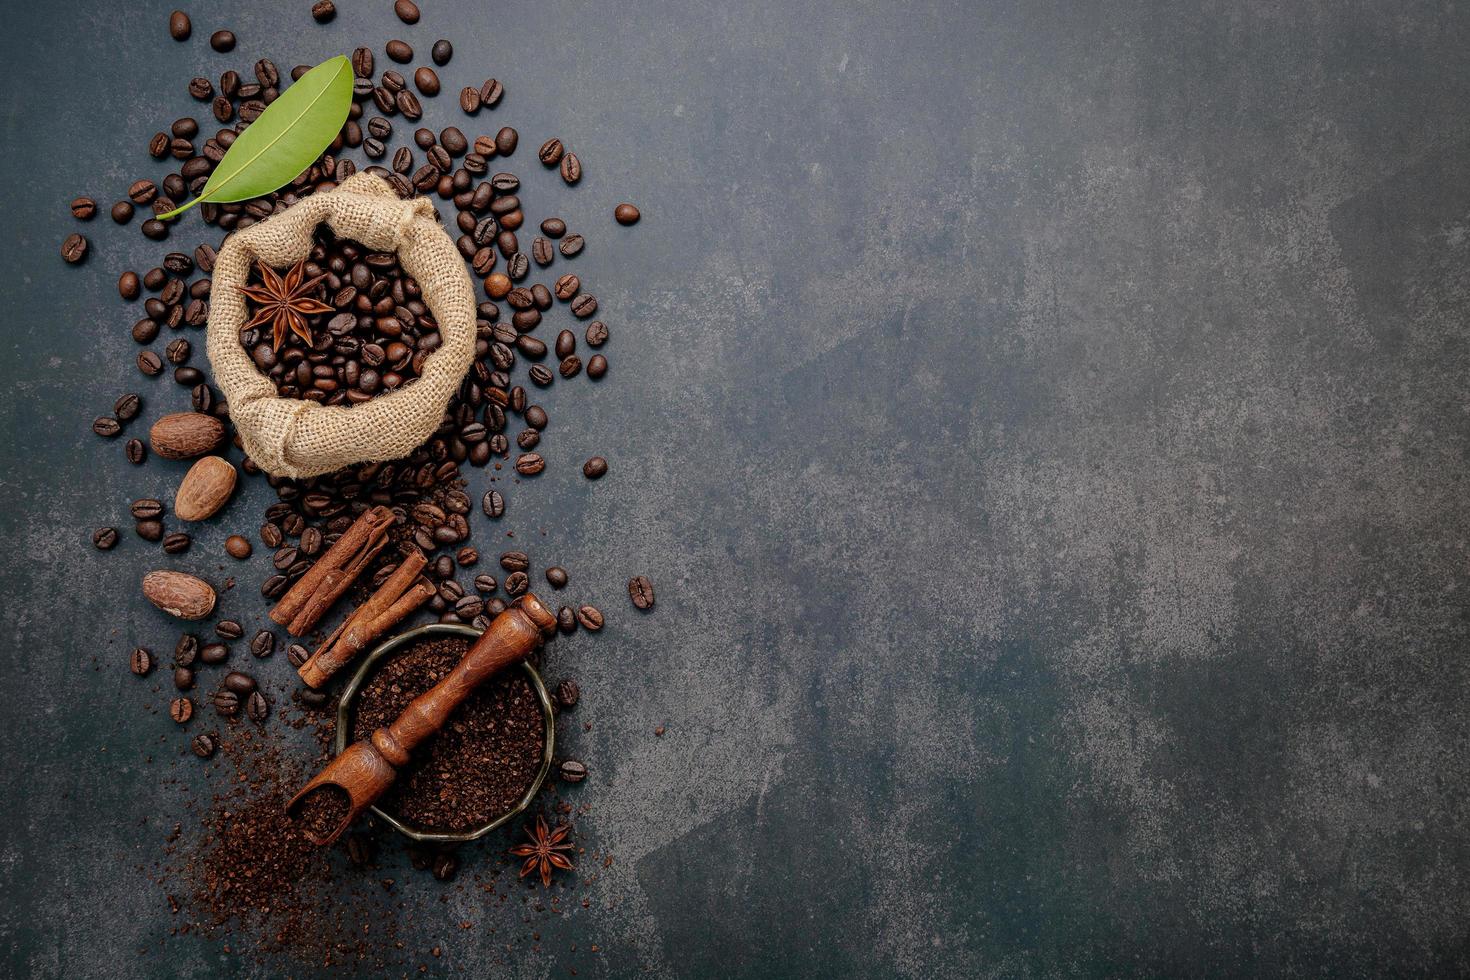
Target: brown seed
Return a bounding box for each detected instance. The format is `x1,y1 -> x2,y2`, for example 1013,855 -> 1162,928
556,678 -> 580,709
142,570 -> 217,620
413,66 -> 440,96
93,527 -> 119,550
209,30 -> 235,53
130,647 -> 154,676
583,456 -> 608,479
247,691 -> 269,722
559,759 -> 589,783
394,0 -> 420,23
545,566 -> 568,588
71,197 -> 97,220
224,534 -> 252,559
560,153 -> 582,185
494,126 -> 518,155
170,697 -> 194,723
576,605 -> 604,631
614,203 -> 641,225
484,272 -> 512,299
61,233 -> 88,264
311,0 -> 336,22
168,10 -> 191,40
386,39 -> 413,63
191,733 -> 217,758
538,138 -> 564,166
628,575 -> 656,610
587,354 -> 608,379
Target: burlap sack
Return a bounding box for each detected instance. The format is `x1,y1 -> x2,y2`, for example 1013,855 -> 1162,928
206,172 -> 476,479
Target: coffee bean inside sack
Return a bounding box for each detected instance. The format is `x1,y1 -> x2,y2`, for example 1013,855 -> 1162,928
238,229 -> 438,403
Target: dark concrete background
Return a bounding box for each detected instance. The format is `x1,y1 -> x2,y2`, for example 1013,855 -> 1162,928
3,0 -> 1469,976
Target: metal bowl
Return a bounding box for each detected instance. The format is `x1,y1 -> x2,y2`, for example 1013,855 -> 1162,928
334,622 -> 555,844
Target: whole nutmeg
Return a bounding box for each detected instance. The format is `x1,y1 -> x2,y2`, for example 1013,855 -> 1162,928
150,412 -> 226,460
174,455 -> 237,520
142,570 -> 217,620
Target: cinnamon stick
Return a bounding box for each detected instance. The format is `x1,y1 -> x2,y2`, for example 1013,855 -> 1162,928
297,549 -> 434,689
269,505 -> 396,636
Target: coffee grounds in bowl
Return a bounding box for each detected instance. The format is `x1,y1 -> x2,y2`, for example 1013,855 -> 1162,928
349,635 -> 544,833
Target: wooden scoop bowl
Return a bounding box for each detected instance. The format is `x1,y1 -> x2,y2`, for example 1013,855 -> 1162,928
287,592 -> 558,845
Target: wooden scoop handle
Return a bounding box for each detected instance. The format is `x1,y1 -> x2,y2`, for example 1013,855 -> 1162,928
369,594 -> 557,768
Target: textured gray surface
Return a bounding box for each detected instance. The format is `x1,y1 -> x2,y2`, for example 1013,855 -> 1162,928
3,0 -> 1470,976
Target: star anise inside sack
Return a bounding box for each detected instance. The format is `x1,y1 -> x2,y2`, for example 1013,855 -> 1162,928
509,814 -> 575,887
238,258 -> 333,350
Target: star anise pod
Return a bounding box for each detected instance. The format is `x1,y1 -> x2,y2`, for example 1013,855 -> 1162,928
509,814 -> 575,887
237,258 -> 333,350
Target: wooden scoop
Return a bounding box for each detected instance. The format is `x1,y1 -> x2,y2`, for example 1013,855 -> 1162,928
287,592 -> 558,845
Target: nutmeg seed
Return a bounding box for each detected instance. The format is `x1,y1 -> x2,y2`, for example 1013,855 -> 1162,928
174,456 -> 237,521
142,570 -> 217,620
150,412 -> 226,460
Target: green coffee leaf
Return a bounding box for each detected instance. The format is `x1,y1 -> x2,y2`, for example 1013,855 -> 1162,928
159,56 -> 353,220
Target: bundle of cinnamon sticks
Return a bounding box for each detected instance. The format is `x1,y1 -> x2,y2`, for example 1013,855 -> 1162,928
270,505 -> 435,689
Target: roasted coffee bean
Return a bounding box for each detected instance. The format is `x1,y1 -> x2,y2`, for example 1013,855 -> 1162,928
396,89 -> 422,119
131,498 -> 165,520
504,570 -> 529,595
559,233 -> 585,257
545,566 -> 568,589
517,333 -> 546,357
93,526 -> 119,550
175,634 -> 199,667
112,201 -> 135,224
247,690 -> 269,722
162,532 -> 191,554
386,39 -> 412,63
71,196 -> 97,220
137,350 -> 164,376
457,546 -> 479,567
628,575 -> 656,610
500,551 -> 529,572
514,453 -> 544,475
431,852 -> 459,881
541,217 -> 566,238
479,77 -> 503,106
366,116 -> 392,140
553,275 -> 580,302
559,355 -> 582,379
492,127 -> 518,156
170,697 -> 194,723
473,573 -> 498,594
394,0 -> 420,22
260,522 -> 283,548
559,760 -> 588,783
531,237 -> 554,265
175,667 -> 195,691
576,604 -> 604,631
115,270 -> 140,302
538,138 -> 563,166
587,353 -> 608,379
254,58 -> 279,87
223,671 -> 256,695
615,203 -> 641,225
164,338 -> 191,365
135,519 -> 164,542
414,66 -> 440,96
142,219 -> 169,240
516,429 -> 539,450
458,86 -> 481,113
524,404 -> 548,429
556,678 -> 580,709
345,832 -> 373,866
557,605 -> 577,634
125,438 -> 146,464
209,29 -> 236,52
352,46 -> 375,77
129,647 -> 153,675
506,252 -> 529,279
200,642 -> 229,666
61,233 -> 88,264
312,0 -> 336,22
583,456 -> 608,479
560,152 -> 582,184
168,9 -> 191,40
570,294 -> 598,318
223,534 -> 252,559
482,489 -> 505,518
440,126 -> 467,154
191,733 -> 216,758
427,145 -> 451,172
211,689 -> 240,717
114,393 -> 142,422
216,620 -> 244,641
454,595 -> 484,620
528,364 -> 554,387
287,643 -> 310,669
299,688 -> 329,708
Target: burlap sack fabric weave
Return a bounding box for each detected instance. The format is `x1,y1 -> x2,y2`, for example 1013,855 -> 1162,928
205,171 -> 476,479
